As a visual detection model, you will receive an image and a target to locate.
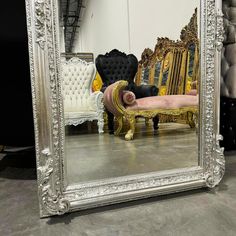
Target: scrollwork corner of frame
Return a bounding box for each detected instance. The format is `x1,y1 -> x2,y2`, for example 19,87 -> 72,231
215,134 -> 225,182
38,148 -> 70,216
205,134 -> 225,188
40,194 -> 70,217
216,9 -> 224,52
205,174 -> 215,188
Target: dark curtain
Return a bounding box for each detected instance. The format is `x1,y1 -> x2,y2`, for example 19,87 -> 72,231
0,1 -> 34,146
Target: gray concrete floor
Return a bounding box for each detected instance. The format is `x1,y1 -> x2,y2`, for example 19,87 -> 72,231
0,148 -> 236,236
65,121 -> 198,184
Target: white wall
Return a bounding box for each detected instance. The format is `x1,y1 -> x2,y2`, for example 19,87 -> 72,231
73,0 -> 199,59
128,0 -> 199,58
74,0 -> 130,59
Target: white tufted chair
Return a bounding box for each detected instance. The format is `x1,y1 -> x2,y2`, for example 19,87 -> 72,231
61,57 -> 104,133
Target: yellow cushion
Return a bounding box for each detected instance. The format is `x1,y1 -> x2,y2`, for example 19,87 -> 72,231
92,72 -> 103,91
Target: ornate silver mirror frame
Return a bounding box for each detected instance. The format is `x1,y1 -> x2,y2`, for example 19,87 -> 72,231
25,0 -> 225,217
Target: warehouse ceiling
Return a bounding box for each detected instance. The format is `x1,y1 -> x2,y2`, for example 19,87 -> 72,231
60,0 -> 85,53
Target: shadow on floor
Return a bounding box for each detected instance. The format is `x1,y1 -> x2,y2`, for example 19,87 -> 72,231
0,147 -> 36,180
46,187 -> 210,225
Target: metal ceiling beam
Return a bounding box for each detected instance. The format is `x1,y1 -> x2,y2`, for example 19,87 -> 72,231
67,0 -> 82,52
60,0 -> 85,53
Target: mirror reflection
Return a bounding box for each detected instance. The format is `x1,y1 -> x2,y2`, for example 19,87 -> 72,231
59,0 -> 200,185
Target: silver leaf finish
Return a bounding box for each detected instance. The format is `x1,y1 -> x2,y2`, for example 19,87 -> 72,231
35,0 -> 46,49
38,149 -> 70,216
25,0 -> 225,217
216,9 -> 224,51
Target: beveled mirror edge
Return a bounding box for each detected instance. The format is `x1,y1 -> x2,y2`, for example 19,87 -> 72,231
25,0 -> 225,217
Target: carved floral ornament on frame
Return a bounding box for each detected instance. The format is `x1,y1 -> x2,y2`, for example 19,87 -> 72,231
25,0 -> 225,217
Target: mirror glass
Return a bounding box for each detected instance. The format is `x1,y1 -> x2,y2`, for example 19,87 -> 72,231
58,0 -> 200,185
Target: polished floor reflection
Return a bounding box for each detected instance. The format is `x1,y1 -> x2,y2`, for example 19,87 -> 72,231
65,120 -> 198,185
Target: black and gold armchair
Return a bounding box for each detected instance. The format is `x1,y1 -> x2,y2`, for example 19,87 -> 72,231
95,49 -> 158,133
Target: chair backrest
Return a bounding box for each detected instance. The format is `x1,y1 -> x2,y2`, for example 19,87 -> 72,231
152,38 -> 185,96
136,38 -> 184,95
135,48 -> 154,86
136,8 -> 199,96
61,57 -> 96,111
95,49 -> 138,89
180,8 -> 199,95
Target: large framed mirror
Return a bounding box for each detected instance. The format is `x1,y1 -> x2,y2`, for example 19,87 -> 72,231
25,0 -> 225,217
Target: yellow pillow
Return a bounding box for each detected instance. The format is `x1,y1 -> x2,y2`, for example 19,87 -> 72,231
92,72 -> 103,91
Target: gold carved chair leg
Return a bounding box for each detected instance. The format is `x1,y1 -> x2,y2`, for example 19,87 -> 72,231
145,118 -> 149,126
114,116 -> 124,135
187,112 -> 196,128
125,115 -> 136,141
194,113 -> 199,133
